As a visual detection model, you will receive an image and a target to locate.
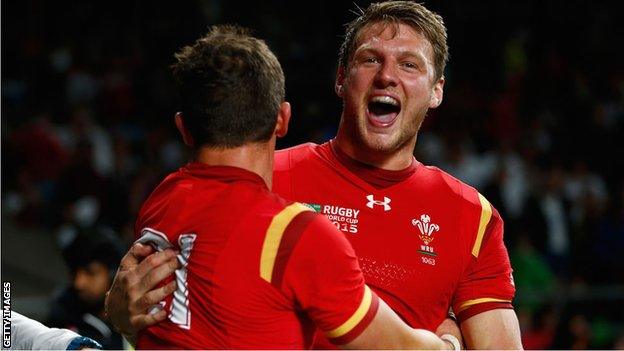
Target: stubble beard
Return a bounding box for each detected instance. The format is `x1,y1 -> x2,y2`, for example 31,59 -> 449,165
353,107 -> 427,156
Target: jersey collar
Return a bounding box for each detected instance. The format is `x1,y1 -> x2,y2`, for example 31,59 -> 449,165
327,139 -> 417,189
181,162 -> 268,189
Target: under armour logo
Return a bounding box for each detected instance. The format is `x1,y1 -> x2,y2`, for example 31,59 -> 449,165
366,195 -> 391,211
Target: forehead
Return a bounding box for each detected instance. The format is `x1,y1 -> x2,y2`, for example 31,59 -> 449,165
354,22 -> 433,56
84,261 -> 110,274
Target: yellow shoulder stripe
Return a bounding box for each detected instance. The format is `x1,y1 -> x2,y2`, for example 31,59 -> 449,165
325,285 -> 373,338
471,193 -> 492,258
260,202 -> 311,282
458,297 -> 511,312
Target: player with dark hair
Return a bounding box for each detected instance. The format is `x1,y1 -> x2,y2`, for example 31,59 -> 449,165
115,24 -> 449,349
107,1 -> 522,349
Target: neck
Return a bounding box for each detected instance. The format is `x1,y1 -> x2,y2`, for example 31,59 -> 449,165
194,140 -> 275,188
334,130 -> 416,171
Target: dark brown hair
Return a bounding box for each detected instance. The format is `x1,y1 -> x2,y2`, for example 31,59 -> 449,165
172,25 -> 285,148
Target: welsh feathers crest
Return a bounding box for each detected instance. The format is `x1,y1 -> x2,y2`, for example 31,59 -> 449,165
412,214 -> 440,245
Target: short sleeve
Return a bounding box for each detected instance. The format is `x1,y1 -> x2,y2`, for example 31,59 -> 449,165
279,212 -> 379,345
452,206 -> 516,322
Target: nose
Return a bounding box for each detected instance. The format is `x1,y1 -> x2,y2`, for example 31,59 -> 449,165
374,61 -> 399,88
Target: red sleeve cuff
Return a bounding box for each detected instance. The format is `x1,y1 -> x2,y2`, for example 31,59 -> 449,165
457,301 -> 513,323
326,291 -> 380,345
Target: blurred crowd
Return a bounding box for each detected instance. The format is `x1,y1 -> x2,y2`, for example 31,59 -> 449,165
2,0 -> 623,349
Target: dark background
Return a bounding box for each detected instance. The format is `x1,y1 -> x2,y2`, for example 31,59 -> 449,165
2,0 -> 623,349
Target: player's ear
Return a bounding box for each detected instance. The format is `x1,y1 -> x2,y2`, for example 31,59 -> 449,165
175,112 -> 194,146
429,77 -> 445,109
275,101 -> 291,138
335,65 -> 346,97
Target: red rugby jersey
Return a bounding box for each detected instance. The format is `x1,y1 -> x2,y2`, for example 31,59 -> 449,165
134,163 -> 379,349
273,141 -> 515,338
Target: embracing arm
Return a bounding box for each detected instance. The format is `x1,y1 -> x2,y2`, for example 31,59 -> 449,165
435,314 -> 464,350
343,299 -> 449,350
105,243 -> 179,345
10,311 -> 102,350
461,309 -> 522,349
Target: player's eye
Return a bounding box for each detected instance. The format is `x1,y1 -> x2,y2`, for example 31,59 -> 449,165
402,61 -> 418,70
362,56 -> 380,64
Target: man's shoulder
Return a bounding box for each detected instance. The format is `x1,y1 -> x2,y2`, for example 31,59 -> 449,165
141,169 -> 195,206
416,164 -> 491,213
139,167 -> 279,226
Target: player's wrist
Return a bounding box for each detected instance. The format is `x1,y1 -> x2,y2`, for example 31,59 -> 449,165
440,334 -> 461,350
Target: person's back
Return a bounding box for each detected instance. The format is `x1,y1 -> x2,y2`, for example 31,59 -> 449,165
135,163 -> 378,349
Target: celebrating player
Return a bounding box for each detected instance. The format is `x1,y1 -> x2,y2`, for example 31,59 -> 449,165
107,1 -> 522,349
113,24 -> 451,349
274,1 -> 522,349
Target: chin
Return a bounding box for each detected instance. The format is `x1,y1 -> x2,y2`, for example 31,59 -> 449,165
360,133 -> 402,153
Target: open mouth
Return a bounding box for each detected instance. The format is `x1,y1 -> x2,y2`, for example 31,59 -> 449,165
367,96 -> 401,127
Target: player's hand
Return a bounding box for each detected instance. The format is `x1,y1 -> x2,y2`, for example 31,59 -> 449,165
436,317 -> 464,350
105,243 -> 180,344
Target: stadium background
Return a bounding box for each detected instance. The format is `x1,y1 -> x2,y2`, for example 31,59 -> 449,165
2,0 -> 623,349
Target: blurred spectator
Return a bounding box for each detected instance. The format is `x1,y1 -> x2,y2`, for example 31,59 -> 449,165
2,114 -> 69,227
52,137 -> 110,239
564,159 -> 608,225
522,160 -> 573,279
441,138 -> 498,191
54,106 -> 115,178
497,142 -> 530,221
568,314 -> 592,350
46,227 -> 126,349
510,235 -> 555,294
520,305 -> 558,350
584,186 -> 624,284
65,67 -> 99,108
614,333 -> 624,350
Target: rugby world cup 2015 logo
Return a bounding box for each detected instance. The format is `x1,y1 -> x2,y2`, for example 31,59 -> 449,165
412,214 -> 440,257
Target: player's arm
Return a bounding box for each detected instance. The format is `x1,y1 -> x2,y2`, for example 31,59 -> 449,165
453,196 -> 522,349
10,311 -> 102,350
435,312 -> 464,349
275,206 -> 451,350
460,309 -> 522,349
344,298 -> 450,350
105,242 -> 179,344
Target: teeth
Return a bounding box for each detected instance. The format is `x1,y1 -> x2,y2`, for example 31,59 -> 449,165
370,96 -> 399,106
